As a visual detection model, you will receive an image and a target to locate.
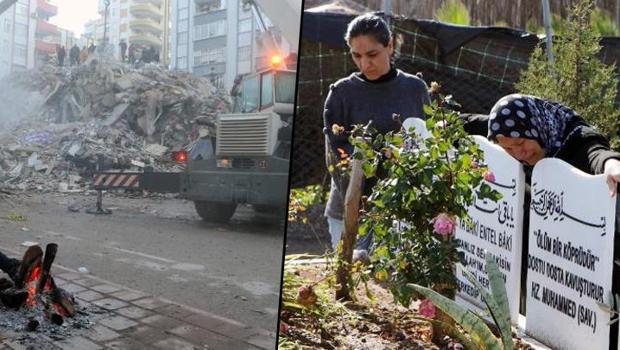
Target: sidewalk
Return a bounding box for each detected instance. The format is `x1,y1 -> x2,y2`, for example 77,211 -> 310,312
0,261 -> 276,349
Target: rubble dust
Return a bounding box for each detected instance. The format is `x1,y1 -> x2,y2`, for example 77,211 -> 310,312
0,58 -> 231,193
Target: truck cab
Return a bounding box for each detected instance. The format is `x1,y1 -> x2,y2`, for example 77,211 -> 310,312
180,67 -> 295,223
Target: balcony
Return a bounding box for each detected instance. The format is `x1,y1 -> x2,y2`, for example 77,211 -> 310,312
35,39 -> 56,54
129,18 -> 162,35
36,19 -> 59,35
195,0 -> 225,12
36,0 -> 57,17
130,3 -> 162,21
129,32 -> 162,48
134,0 -> 162,6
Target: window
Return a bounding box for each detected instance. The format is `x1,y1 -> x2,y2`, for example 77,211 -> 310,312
177,44 -> 187,55
260,72 -> 273,109
1,40 -> 8,53
193,47 -> 225,65
196,0 -> 226,14
209,20 -> 226,37
238,18 -> 251,33
179,8 -> 188,19
179,19 -> 188,32
120,9 -> 127,17
3,19 -> 10,33
194,20 -> 226,40
177,0 -> 189,10
177,56 -> 187,69
14,23 -> 27,38
241,75 -> 259,112
238,45 -> 251,61
177,32 -> 187,45
14,44 -> 26,59
120,24 -> 127,32
16,4 -> 28,16
275,71 -> 296,104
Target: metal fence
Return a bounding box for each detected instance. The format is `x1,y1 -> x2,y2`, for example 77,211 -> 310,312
291,11 -> 620,188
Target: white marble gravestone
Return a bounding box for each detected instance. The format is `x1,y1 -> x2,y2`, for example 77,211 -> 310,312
454,135 -> 525,324
525,158 -> 616,350
402,117 -> 431,140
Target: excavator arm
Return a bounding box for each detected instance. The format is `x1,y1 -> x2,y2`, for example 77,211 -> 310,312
243,0 -> 302,52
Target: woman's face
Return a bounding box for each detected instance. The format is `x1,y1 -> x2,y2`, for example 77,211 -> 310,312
349,35 -> 393,81
496,136 -> 545,165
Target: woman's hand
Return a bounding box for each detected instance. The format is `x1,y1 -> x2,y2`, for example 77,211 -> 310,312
603,159 -> 620,196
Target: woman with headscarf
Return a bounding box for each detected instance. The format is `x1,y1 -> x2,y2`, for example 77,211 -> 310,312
487,93 -> 620,192
323,13 -> 430,257
486,94 -> 620,321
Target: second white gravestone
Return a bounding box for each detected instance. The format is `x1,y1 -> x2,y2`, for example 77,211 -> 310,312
525,158 -> 616,350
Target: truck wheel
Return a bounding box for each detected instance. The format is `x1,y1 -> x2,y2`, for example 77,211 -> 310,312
194,201 -> 237,223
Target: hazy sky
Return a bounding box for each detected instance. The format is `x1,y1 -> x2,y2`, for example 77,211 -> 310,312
49,0 -> 100,36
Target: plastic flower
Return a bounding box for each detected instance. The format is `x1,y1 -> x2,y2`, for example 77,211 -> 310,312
296,285 -> 318,306
331,123 -> 345,136
432,213 -> 456,237
279,321 -> 290,334
483,170 -> 496,183
419,298 -> 436,319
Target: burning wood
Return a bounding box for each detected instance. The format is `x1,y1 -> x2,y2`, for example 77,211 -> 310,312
0,243 -> 76,329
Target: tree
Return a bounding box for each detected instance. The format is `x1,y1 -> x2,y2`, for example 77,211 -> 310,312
515,0 -> 620,149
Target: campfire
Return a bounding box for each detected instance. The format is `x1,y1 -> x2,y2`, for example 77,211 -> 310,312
0,244 -> 76,331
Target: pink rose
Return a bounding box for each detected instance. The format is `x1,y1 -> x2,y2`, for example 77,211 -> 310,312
432,213 -> 456,237
419,298 -> 436,318
279,321 -> 290,334
483,170 -> 496,183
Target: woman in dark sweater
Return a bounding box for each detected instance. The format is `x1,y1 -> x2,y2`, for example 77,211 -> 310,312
323,13 -> 430,254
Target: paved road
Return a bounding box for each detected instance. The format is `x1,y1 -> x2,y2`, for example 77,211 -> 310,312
0,191 -> 285,333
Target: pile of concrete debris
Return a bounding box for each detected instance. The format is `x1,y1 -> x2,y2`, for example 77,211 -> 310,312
0,60 -> 231,192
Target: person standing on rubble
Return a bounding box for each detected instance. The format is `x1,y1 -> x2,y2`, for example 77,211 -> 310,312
119,40 -> 127,62
70,44 -> 79,66
128,43 -> 135,64
57,45 -> 65,67
323,13 -> 430,258
88,42 -> 96,54
79,46 -> 88,64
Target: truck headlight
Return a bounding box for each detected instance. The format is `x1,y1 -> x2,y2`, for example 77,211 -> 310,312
217,159 -> 232,168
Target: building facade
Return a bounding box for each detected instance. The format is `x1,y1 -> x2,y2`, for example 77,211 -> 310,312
95,0 -> 169,63
0,0 -> 36,78
170,0 -> 292,91
34,0 -> 59,66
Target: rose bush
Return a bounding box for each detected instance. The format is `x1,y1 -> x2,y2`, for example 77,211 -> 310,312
349,94 -> 501,305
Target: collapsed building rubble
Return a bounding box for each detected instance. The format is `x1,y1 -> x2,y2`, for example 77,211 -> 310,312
0,60 -> 231,192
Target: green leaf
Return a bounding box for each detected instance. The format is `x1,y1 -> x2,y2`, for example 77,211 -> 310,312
407,284 -> 503,350
485,253 -> 513,350
423,104 -> 434,117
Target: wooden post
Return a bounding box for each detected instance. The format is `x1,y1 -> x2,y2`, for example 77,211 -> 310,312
335,156 -> 364,301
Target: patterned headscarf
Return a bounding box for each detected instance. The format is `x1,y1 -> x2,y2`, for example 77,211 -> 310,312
487,94 -> 587,157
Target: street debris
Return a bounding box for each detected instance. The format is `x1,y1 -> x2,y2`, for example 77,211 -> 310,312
4,213 -> 27,222
0,60 -> 231,193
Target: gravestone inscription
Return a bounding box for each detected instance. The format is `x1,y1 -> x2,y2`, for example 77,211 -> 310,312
525,158 -> 615,350
454,136 -> 525,323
